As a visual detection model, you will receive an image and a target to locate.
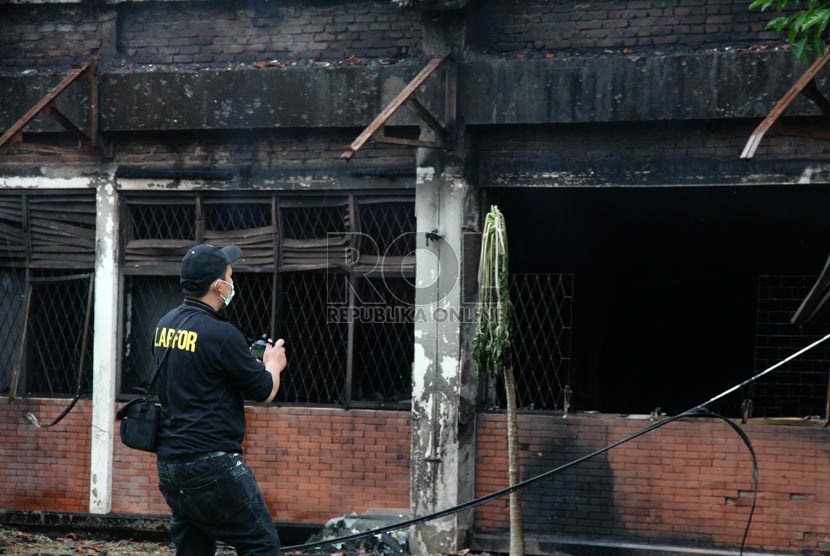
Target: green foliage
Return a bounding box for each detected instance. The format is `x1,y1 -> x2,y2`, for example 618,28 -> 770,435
473,206 -> 512,378
749,0 -> 830,61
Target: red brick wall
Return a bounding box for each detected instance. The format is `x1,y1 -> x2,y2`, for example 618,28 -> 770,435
113,406 -> 411,525
476,413 -> 830,552
0,398 -> 91,512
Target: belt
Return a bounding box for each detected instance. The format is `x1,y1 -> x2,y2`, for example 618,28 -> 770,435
164,451 -> 236,463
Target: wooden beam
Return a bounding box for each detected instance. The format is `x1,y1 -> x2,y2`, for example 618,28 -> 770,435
404,97 -> 445,136
44,104 -> 94,144
741,49 -> 830,159
341,55 -> 447,159
0,61 -> 92,149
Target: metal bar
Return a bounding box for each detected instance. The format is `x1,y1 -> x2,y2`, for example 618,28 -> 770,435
344,273 -> 356,409
195,195 -> 204,244
75,274 -> 95,395
0,61 -> 92,149
9,276 -> 31,400
741,49 -> 830,159
44,104 -> 93,144
340,55 -> 447,159
271,195 -> 278,340
404,97 -> 446,136
87,61 -> 99,147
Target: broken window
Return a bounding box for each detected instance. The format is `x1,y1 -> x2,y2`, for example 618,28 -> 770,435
0,191 -> 95,398
491,185 -> 830,419
120,191 -> 415,408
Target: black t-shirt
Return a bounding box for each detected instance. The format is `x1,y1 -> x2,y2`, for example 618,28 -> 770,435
153,298 -> 273,460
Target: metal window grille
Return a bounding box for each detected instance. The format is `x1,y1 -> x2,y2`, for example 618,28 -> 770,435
12,272 -> 95,398
121,275 -> 181,394
224,272 -> 276,345
351,276 -> 415,404
0,192 -> 96,399
123,196 -> 197,273
279,271 -> 348,404
489,273 -> 575,411
120,192 -> 415,408
356,199 -> 416,258
128,200 -> 196,241
0,268 -> 25,393
751,275 -> 830,418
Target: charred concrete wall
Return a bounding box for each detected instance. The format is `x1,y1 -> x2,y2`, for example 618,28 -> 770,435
475,414 -> 830,553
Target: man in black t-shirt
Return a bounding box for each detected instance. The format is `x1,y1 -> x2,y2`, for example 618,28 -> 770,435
154,243 -> 286,556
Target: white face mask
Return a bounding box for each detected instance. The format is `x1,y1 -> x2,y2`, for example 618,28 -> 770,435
217,279 -> 235,306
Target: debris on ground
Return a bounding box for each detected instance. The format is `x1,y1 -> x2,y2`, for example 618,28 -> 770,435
300,512 -> 409,555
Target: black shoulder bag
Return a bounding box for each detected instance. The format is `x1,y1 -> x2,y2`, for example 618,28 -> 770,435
116,316 -> 190,453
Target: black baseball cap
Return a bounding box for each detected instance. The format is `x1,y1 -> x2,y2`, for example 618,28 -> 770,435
180,243 -> 243,292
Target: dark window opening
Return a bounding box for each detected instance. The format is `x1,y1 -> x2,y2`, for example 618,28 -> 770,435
492,185 -> 830,418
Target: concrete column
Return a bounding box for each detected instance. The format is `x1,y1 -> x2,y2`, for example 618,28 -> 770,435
89,179 -> 120,514
410,9 -> 478,553
411,160 -> 478,553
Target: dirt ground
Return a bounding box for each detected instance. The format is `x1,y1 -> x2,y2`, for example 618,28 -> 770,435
0,525 -> 234,555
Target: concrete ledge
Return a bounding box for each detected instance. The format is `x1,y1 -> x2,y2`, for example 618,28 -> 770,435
0,509 -> 321,544
0,51 -> 820,133
481,158 -> 830,188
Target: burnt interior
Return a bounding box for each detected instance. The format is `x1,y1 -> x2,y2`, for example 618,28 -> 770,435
492,184 -> 830,416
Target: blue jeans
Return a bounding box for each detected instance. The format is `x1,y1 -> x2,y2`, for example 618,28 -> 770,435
157,453 -> 280,556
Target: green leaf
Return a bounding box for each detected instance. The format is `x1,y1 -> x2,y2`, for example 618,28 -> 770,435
793,36 -> 809,61
748,0 -> 773,10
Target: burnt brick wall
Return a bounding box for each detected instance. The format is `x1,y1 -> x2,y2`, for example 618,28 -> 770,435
476,413 -> 830,552
753,275 -> 830,418
0,399 -> 91,512
0,129 -> 417,170
468,0 -> 782,55
112,129 -> 416,169
117,1 -> 421,65
0,1 -> 421,69
0,6 -> 113,68
113,407 -> 411,524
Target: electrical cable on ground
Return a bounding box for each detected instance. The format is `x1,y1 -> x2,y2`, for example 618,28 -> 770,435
284,330 -> 830,554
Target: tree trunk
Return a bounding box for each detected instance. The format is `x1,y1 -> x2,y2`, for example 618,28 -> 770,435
504,362 -> 525,556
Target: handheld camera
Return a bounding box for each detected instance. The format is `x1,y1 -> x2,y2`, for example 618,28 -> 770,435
250,336 -> 271,360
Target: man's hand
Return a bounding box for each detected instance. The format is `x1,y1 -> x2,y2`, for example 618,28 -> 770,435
263,338 -> 286,373
262,339 -> 286,403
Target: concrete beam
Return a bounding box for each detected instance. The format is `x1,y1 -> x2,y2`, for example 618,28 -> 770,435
481,158 -> 830,188
0,51 -> 819,135
461,50 -> 818,124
